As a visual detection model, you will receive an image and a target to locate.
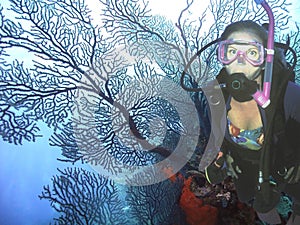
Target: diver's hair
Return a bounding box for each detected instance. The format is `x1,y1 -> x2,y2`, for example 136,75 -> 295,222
221,20 -> 287,69
220,20 -> 268,45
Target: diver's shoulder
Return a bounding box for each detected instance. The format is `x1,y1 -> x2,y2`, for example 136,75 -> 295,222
286,81 -> 300,92
284,81 -> 300,107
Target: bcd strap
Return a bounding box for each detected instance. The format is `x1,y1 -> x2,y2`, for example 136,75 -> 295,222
254,64 -> 291,213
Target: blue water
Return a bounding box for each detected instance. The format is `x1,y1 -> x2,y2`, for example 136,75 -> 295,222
0,125 -> 80,225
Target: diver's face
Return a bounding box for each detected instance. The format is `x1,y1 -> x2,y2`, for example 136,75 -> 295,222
223,31 -> 264,81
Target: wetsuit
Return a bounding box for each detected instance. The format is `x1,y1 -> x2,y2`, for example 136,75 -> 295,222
222,81 -> 300,213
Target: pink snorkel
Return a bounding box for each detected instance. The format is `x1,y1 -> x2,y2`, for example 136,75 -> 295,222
252,0 -> 275,108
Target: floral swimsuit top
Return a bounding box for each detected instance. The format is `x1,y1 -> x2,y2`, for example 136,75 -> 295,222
227,117 -> 264,151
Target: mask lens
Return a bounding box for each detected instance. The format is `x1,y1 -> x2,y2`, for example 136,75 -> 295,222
218,40 -> 264,66
246,47 -> 260,61
226,45 -> 238,61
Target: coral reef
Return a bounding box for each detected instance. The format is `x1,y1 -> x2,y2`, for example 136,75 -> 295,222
178,173 -> 293,225
39,167 -> 125,225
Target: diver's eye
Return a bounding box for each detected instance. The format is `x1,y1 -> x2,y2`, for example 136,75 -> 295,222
227,47 -> 237,58
247,48 -> 260,60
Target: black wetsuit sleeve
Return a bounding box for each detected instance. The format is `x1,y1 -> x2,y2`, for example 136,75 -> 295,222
284,81 -> 300,163
284,81 -> 300,122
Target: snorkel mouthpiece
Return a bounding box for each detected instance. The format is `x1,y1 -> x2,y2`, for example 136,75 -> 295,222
252,91 -> 271,108
252,0 -> 274,108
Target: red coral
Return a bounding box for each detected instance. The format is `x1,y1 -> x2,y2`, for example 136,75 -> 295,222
179,177 -> 218,225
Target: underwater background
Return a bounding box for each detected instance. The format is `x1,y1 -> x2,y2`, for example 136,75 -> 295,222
0,124 -> 73,225
0,0 -> 299,224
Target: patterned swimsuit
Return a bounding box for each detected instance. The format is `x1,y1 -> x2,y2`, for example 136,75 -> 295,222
227,117 -> 264,150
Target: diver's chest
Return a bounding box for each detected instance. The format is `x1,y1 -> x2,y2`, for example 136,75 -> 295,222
228,100 -> 263,130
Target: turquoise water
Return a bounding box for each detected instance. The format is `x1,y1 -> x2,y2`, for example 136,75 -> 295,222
0,140 -> 62,224
0,124 -> 92,225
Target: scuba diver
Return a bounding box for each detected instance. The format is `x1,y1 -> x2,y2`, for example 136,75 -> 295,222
180,1 -> 300,224
204,20 -> 300,225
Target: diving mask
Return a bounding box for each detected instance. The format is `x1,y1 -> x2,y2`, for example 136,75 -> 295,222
218,40 -> 265,66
